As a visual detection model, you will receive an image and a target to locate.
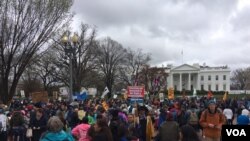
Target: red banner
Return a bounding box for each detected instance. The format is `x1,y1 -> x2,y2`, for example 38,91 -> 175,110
127,86 -> 145,98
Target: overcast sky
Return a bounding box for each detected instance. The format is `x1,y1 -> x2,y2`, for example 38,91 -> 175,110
71,0 -> 250,70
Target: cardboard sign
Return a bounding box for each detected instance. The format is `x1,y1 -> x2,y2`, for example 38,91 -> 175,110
31,91 -> 48,103
53,91 -> 58,100
127,86 -> 145,98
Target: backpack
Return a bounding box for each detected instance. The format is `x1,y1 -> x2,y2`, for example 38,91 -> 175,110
203,109 -> 226,125
178,111 -> 188,126
189,110 -> 198,125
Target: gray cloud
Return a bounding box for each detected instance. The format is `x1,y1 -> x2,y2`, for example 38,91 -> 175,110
71,0 -> 250,70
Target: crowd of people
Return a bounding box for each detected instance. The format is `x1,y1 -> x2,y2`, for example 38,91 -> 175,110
0,95 -> 249,141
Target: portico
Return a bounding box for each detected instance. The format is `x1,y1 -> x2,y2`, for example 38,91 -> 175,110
168,64 -> 200,91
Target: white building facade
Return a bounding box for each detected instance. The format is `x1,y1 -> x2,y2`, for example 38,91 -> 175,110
167,64 -> 230,92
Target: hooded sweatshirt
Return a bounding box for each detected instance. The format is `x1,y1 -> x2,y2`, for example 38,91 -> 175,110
40,130 -> 74,141
71,123 -> 91,141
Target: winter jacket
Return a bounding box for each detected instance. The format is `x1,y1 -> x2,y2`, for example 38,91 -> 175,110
199,109 -> 225,138
237,115 -> 249,125
158,121 -> 180,141
40,130 -> 74,141
71,123 -> 91,141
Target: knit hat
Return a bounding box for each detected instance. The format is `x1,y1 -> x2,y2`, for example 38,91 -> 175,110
242,109 -> 249,116
208,100 -> 216,105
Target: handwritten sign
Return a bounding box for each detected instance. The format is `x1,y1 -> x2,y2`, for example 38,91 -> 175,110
31,91 -> 48,103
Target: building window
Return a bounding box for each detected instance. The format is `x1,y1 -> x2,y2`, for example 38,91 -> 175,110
208,85 -> 211,91
191,76 -> 193,81
223,84 -> 226,91
208,75 -> 211,81
201,85 -> 204,91
191,85 -> 193,91
223,75 -> 226,80
174,85 -> 177,90
201,76 -> 204,81
216,75 -> 219,81
216,84 -> 219,91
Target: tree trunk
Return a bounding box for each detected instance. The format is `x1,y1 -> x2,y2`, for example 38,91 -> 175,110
0,80 -> 9,104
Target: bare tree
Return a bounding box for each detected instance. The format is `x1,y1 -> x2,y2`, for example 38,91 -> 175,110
21,66 -> 43,97
231,67 -> 250,91
96,37 -> 127,97
148,67 -> 168,94
33,50 -> 59,92
46,24 -> 98,93
71,24 -> 98,92
118,48 -> 151,86
0,0 -> 73,104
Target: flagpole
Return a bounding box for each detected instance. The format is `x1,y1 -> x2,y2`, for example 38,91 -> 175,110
181,49 -> 183,64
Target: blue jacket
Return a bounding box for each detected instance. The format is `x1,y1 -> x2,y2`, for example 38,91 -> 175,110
40,130 -> 74,141
237,115 -> 250,125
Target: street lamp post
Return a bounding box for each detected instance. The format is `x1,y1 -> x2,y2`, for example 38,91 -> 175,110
61,33 -> 78,102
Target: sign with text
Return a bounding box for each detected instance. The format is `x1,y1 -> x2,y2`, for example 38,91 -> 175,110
222,125 -> 250,141
127,86 -> 145,98
31,91 -> 48,103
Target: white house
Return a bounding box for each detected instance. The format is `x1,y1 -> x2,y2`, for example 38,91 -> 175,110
167,64 -> 230,92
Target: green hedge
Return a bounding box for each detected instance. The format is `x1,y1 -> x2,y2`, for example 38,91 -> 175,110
164,90 -> 226,96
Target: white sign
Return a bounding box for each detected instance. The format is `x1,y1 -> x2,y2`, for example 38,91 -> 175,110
88,88 -> 97,96
159,93 -> 164,102
59,87 -> 69,96
20,90 -> 25,98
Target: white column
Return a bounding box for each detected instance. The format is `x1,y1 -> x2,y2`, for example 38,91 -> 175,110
197,73 -> 200,90
170,73 -> 173,88
179,73 -> 182,91
188,73 -> 191,90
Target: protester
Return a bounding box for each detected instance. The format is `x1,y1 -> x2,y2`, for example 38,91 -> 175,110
136,105 -> 154,141
223,106 -> 234,125
126,113 -> 139,141
9,110 -> 26,141
237,109 -> 250,125
92,118 -> 113,141
71,117 -> 91,141
187,104 -> 199,132
30,108 -> 47,141
40,116 -> 74,141
157,111 -> 180,141
180,124 -> 200,141
3,92 -> 250,141
199,100 -> 226,141
0,107 -> 8,141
